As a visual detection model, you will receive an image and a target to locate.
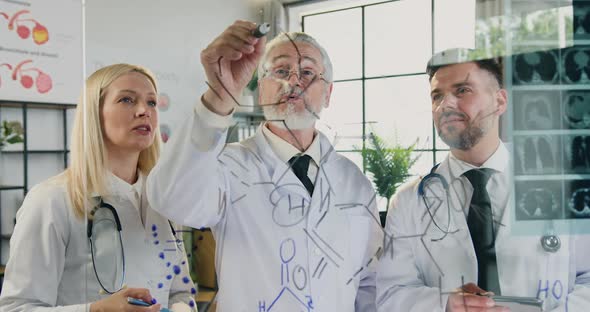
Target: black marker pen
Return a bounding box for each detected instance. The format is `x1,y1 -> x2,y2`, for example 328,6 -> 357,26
252,22 -> 270,38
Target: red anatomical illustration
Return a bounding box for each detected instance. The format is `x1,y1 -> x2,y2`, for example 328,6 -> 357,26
157,93 -> 170,111
0,63 -> 14,88
20,74 -> 33,88
160,124 -> 171,143
1,10 -> 49,45
0,60 -> 53,93
35,70 -> 52,93
16,24 -> 29,39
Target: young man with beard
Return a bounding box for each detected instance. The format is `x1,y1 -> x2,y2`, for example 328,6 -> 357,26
147,21 -> 382,311
376,53 -> 590,311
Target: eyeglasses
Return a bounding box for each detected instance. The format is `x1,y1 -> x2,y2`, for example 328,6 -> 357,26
264,66 -> 327,86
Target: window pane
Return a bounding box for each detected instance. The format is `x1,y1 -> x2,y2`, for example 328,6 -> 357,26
434,0 -> 476,53
321,81 -> 363,151
435,150 -> 450,165
339,151 -> 364,171
365,75 -> 432,148
411,151 -> 434,176
27,109 -> 64,150
28,154 -> 64,188
365,0 -> 432,76
303,8 -> 362,80
0,107 -> 24,151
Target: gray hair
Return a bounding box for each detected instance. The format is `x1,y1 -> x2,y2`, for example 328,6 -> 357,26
257,32 -> 333,83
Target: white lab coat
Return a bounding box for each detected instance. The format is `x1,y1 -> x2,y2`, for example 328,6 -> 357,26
0,172 -> 196,312
146,103 -> 383,312
377,144 -> 590,311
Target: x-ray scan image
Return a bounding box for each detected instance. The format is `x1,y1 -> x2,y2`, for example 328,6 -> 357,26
513,50 -> 559,85
565,136 -> 590,173
515,135 -> 559,174
566,180 -> 590,218
564,91 -> 590,129
562,46 -> 590,84
518,188 -> 561,220
515,181 -> 563,220
513,91 -> 561,130
574,3 -> 590,40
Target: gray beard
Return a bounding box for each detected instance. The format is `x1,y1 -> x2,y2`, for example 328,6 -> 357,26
263,102 -> 321,130
262,81 -> 327,130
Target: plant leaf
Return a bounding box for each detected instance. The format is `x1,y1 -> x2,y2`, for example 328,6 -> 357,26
362,132 -> 420,204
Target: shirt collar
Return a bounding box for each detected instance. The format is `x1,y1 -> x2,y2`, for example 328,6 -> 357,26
261,122 -> 321,166
448,141 -> 509,177
107,170 -> 144,196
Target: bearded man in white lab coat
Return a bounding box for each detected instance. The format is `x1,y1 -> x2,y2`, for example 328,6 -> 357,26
376,52 -> 590,311
147,20 -> 383,311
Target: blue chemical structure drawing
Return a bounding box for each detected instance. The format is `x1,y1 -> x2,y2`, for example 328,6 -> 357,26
150,223 -> 196,304
258,238 -> 313,312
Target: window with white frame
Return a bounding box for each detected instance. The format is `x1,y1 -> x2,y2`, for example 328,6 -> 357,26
288,0 -> 477,210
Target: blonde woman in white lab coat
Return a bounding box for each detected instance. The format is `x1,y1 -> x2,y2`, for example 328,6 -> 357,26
0,64 -> 197,312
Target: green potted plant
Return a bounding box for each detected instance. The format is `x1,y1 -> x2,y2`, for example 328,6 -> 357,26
0,120 -> 25,184
0,120 -> 24,149
361,132 -> 419,226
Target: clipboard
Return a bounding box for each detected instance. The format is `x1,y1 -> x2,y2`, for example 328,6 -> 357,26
492,295 -> 543,312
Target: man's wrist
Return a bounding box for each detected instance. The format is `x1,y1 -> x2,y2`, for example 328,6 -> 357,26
202,90 -> 233,116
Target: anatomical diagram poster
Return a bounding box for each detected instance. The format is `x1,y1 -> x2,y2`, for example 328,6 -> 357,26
0,0 -> 82,104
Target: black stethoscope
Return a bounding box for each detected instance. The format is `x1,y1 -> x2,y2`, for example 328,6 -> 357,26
87,197 -> 179,295
417,164 -> 461,242
87,198 -> 126,294
418,164 -> 561,252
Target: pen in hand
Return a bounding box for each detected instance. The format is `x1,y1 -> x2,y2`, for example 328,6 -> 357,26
458,283 -> 495,297
127,297 -> 171,312
251,22 -> 270,38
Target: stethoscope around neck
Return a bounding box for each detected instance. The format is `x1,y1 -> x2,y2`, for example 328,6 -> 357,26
417,163 -> 461,242
86,196 -> 180,295
87,198 -> 126,295
417,163 -> 561,253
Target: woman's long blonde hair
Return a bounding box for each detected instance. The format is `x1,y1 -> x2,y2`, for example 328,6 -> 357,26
66,64 -> 161,219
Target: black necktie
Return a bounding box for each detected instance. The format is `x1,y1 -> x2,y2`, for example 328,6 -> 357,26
288,154 -> 314,195
463,168 -> 500,294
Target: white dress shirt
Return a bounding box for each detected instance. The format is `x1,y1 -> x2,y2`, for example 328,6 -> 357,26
261,123 -> 321,183
444,143 -> 510,222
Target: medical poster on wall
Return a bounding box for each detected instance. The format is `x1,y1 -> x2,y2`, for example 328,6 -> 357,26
0,0 -> 82,104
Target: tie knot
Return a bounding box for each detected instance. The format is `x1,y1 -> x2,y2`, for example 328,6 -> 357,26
289,154 -> 312,173
463,168 -> 494,189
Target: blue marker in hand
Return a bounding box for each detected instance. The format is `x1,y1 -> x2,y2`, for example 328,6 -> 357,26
127,297 -> 151,306
127,297 -> 170,312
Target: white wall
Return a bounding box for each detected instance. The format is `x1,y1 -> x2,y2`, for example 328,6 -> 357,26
85,0 -> 263,136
